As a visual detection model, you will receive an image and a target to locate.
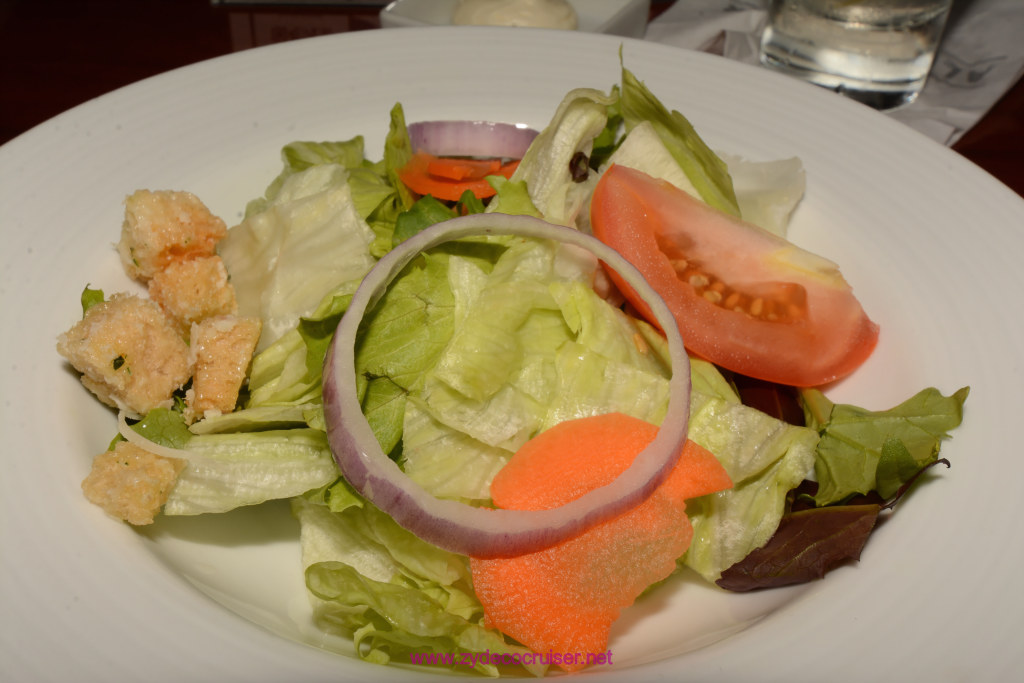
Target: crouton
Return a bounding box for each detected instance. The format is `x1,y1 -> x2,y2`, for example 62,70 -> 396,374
185,315 -> 262,423
148,254 -> 238,336
117,189 -> 227,281
82,441 -> 186,525
56,293 -> 192,414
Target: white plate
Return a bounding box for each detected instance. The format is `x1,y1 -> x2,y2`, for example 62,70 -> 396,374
2,26 -> 1022,682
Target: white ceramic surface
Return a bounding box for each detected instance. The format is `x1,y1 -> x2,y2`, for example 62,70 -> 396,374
380,0 -> 650,38
2,26 -> 1022,683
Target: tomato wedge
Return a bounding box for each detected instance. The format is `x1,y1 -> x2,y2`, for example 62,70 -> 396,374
398,152 -> 520,201
590,164 -> 878,387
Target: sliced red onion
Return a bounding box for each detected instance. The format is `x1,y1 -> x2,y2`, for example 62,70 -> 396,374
322,213 -> 691,559
408,120 -> 539,159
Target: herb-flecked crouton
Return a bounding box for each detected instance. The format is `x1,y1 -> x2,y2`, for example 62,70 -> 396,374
117,189 -> 227,281
185,315 -> 262,423
56,293 -> 192,414
81,441 -> 186,525
148,254 -> 238,336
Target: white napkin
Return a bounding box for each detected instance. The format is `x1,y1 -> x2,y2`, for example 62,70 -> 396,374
644,0 -> 1024,145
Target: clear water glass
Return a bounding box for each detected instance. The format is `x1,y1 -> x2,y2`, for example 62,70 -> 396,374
759,0 -> 954,110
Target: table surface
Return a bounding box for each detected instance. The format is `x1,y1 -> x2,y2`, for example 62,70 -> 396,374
2,0 -> 1021,198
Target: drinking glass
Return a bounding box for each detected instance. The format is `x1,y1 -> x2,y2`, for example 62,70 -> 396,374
759,0 -> 955,110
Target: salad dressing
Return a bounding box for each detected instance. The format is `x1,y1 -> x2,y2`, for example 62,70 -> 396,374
452,0 -> 578,30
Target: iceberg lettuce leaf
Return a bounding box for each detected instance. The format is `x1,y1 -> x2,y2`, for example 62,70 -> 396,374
541,340 -> 671,430
720,153 -> 806,237
588,110 -> 803,237
427,239 -> 573,403
245,137 -> 369,217
399,399 -> 513,503
490,87 -> 618,225
188,403 -> 315,435
244,278 -> 359,409
620,66 -> 740,217
163,428 -> 339,516
350,249 -> 460,453
603,119 -> 702,198
292,497 -> 545,676
356,251 -> 456,394
682,393 -> 820,582
414,239 -> 587,452
219,164 -> 378,351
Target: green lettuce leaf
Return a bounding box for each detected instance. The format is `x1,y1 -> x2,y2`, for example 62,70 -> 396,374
414,239 -> 589,455
484,177 -> 542,218
681,391 -> 820,583
163,428 -> 339,515
347,163 -> 397,225
601,119 -> 703,199
383,102 -> 416,213
718,153 -> 806,237
354,250 -> 457,454
244,278 -> 359,409
245,327 -> 321,407
80,285 -> 104,315
490,87 -> 618,225
292,497 -> 545,676
541,340 -> 671,430
187,404 -> 315,435
244,137 -> 370,217
427,239 -> 570,403
396,236 -> 690,502
596,122 -> 804,236
804,386 -> 970,505
587,87 -> 623,170
399,399 -> 514,503
619,66 -> 740,216
392,195 -> 458,247
539,280 -> 674,429
345,236 -> 510,456
128,407 -> 193,449
219,163 -> 378,351
125,406 -> 339,516
125,408 -> 338,517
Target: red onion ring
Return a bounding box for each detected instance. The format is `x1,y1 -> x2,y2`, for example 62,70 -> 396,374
408,120 -> 539,159
322,213 -> 691,558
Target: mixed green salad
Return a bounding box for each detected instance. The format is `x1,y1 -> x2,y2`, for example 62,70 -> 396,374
65,64 -> 967,676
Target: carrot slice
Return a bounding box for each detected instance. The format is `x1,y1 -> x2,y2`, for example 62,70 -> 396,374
398,152 -> 520,201
470,412 -> 731,672
426,156 -> 501,181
